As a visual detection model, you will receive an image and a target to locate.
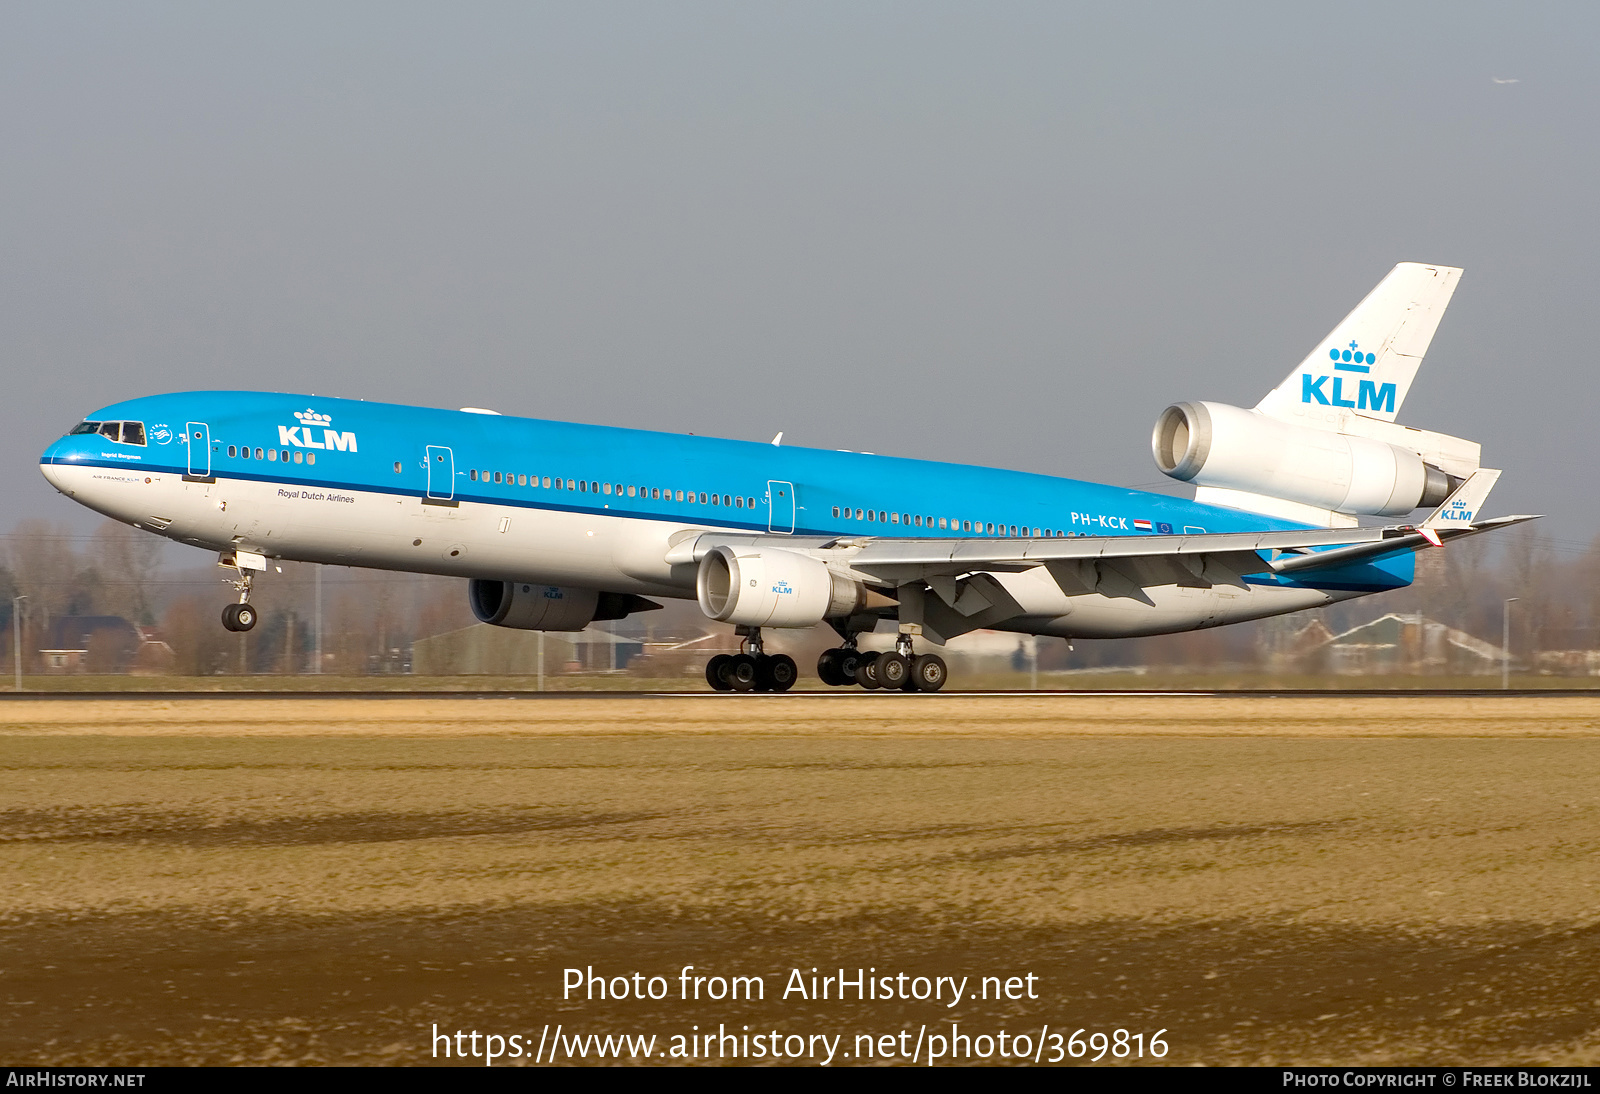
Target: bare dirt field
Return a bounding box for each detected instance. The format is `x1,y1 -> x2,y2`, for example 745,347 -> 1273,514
3,693 -> 1598,1066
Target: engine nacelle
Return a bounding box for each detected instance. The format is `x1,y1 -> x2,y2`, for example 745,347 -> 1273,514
696,546 -> 864,628
469,580 -> 659,631
1152,401 -> 1459,517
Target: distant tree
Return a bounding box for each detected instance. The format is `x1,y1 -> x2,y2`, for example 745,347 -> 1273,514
91,521 -> 166,625
161,596 -> 223,676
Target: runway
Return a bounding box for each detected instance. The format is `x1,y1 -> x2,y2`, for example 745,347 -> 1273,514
3,694 -> 1598,1065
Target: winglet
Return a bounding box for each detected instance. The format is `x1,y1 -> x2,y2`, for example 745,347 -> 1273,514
1421,468 -> 1502,537
771,432 -> 783,446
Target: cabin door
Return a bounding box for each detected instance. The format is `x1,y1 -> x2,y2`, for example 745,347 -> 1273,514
425,445 -> 456,504
184,422 -> 213,482
767,480 -> 795,534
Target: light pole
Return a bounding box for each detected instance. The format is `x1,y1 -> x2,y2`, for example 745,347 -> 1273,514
1502,597 -> 1519,690
12,595 -> 26,693
314,564 -> 323,675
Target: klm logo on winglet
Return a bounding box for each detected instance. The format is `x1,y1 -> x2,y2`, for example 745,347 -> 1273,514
278,408 -> 358,452
1301,341 -> 1395,412
1438,497 -> 1476,523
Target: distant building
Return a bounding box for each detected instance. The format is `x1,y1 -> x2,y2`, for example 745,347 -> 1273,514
38,616 -> 141,674
1290,613 -> 1508,675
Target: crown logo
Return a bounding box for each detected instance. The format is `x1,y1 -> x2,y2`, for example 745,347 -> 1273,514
293,409 -> 332,425
1329,341 -> 1375,371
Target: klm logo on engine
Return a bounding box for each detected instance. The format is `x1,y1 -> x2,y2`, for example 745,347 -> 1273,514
771,580 -> 795,596
278,408 -> 358,452
1301,341 -> 1396,413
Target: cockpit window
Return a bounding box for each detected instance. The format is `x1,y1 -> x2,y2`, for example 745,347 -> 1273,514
73,420 -> 147,445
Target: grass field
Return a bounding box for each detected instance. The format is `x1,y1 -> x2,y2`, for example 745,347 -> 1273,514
3,694 -> 1598,1065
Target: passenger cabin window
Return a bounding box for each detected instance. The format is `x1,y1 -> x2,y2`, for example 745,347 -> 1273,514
228,446 -> 237,457
255,448 -> 263,460
294,451 -> 304,464
470,470 -> 478,481
395,462 -> 403,473
268,449 -> 278,461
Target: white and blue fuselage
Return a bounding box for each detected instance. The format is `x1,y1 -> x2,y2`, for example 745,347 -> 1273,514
39,390 -> 1410,642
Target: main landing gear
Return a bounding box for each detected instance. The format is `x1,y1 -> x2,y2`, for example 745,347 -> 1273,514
816,633 -> 947,692
705,627 -> 798,693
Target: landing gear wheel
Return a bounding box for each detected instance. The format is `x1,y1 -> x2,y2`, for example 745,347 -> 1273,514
877,651 -> 910,689
727,653 -> 760,692
706,654 -> 734,691
222,603 -> 258,632
855,650 -> 883,690
911,653 -> 948,692
817,650 -> 843,686
762,654 -> 798,693
835,647 -> 863,685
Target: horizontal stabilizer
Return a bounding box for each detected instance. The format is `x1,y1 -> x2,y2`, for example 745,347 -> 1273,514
1422,468 -> 1502,534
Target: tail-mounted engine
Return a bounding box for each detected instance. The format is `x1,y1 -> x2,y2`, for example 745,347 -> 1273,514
469,579 -> 660,632
696,545 -> 865,628
1152,401 -> 1460,517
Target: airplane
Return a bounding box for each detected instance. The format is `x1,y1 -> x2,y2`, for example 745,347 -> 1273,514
37,262 -> 1532,692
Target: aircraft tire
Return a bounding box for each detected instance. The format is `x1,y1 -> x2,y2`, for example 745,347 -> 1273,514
234,604 -> 257,631
834,648 -> 863,685
855,650 -> 883,690
727,653 -> 760,692
221,605 -> 239,632
912,654 -> 947,692
706,654 -> 734,691
764,654 -> 798,692
877,652 -> 909,689
816,650 -> 842,686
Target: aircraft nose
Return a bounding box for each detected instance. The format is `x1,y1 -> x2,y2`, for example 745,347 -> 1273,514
39,438 -> 71,492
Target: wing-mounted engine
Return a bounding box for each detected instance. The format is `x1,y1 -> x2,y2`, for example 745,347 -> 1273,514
469,579 -> 660,632
696,545 -> 865,628
1153,401 -> 1463,519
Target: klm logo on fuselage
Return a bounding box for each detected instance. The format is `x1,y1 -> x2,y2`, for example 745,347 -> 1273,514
278,408 -> 358,453
1301,341 -> 1396,413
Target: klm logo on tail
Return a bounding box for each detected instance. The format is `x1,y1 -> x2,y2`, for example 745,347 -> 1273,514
1301,342 -> 1396,413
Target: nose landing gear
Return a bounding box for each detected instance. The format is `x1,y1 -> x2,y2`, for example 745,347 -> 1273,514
218,550 -> 263,632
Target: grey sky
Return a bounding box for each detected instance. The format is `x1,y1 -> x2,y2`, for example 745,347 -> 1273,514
3,3 -> 1594,556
